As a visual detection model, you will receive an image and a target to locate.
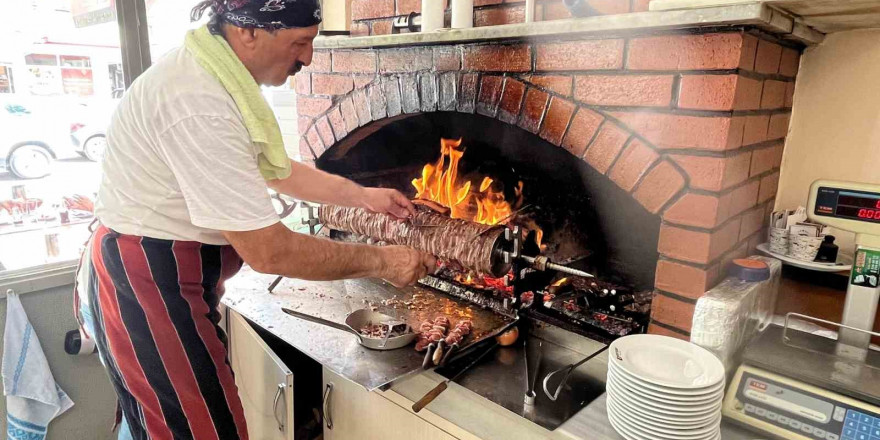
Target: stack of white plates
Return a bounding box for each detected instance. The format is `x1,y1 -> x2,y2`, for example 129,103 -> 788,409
606,334 -> 726,440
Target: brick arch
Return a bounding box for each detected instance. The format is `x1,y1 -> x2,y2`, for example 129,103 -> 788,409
297,73 -> 687,218
292,32 -> 796,338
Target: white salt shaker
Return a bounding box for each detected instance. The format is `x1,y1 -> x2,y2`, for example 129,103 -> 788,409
421,0 -> 445,32
451,0 -> 474,29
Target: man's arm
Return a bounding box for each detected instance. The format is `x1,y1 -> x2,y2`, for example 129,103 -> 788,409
222,222 -> 436,287
267,160 -> 415,218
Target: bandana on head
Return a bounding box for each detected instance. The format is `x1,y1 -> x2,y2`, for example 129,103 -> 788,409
213,0 -> 322,30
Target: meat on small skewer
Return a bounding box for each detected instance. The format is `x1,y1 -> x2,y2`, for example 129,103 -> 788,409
415,316 -> 451,352
444,320 -> 472,346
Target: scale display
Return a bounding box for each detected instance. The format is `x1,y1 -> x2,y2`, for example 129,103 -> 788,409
724,366 -> 880,440
814,187 -> 880,224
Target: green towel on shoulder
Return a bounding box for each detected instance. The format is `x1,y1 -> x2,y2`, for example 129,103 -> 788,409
185,25 -> 291,181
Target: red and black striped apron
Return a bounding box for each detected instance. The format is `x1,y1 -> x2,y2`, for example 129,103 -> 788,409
84,224 -> 249,440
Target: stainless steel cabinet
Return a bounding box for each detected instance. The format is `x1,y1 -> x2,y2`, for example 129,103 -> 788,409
228,310 -> 294,440
322,368 -> 458,440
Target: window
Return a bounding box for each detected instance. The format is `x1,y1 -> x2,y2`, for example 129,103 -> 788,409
108,64 -> 124,98
24,54 -> 59,66
60,55 -> 92,68
0,0 -> 125,276
61,56 -> 95,96
0,66 -> 15,94
1,0 -> 303,280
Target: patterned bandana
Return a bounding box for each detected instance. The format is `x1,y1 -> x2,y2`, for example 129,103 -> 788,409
214,0 -> 322,30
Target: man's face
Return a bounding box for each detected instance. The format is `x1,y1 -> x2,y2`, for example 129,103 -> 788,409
248,25 -> 319,86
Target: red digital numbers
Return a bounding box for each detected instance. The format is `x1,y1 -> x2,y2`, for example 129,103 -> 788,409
858,208 -> 880,219
876,200 -> 880,209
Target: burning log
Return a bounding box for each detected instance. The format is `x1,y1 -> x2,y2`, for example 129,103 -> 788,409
319,204 -> 505,275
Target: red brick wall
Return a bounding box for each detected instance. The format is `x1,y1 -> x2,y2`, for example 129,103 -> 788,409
293,30 -> 800,340
349,0 -> 650,36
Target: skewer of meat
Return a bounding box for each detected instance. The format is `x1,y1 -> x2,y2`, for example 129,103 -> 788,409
415,317 -> 450,352
319,204 -> 505,275
430,317 -> 453,364
415,321 -> 435,352
436,320 -> 473,365
444,320 -> 472,346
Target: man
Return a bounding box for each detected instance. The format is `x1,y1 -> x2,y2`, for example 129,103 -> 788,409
80,0 -> 436,438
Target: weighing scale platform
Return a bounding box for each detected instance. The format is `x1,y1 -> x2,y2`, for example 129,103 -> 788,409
723,325 -> 880,440
744,325 -> 880,406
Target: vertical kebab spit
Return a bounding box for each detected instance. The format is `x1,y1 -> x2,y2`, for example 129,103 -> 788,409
319,204 -> 507,276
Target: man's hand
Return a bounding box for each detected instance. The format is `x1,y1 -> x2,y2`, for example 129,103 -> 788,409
362,188 -> 416,219
270,162 -> 418,218
224,223 -> 437,284
378,246 -> 437,287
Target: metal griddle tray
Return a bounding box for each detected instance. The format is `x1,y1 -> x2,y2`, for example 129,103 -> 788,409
270,275 -> 517,383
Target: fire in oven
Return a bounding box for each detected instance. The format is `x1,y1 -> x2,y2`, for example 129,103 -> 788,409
312,112 -> 659,338
273,111 -> 662,429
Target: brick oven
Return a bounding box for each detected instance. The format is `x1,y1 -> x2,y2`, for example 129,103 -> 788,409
290,3 -> 801,340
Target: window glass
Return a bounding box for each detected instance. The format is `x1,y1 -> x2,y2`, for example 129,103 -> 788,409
148,0 -> 208,58
60,55 -> 92,68
24,54 -> 59,66
0,0 -> 122,275
1,0 -> 311,275
0,66 -> 15,94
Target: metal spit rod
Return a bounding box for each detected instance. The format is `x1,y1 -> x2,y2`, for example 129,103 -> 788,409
499,226 -> 595,279
519,255 -> 595,279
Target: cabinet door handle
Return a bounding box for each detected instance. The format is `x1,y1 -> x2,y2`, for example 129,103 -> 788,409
273,383 -> 286,432
322,383 -> 334,430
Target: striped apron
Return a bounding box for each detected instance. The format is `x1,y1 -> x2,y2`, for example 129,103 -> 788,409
76,225 -> 249,440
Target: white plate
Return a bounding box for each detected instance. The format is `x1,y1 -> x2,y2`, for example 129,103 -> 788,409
608,371 -> 724,404
609,407 -> 719,440
607,386 -> 721,423
609,335 -> 725,389
608,409 -> 719,440
607,397 -> 721,431
757,243 -> 852,272
608,361 -> 725,396
609,362 -> 725,397
608,408 -> 651,440
609,414 -> 719,440
608,399 -> 721,438
608,375 -> 723,410
607,380 -> 722,418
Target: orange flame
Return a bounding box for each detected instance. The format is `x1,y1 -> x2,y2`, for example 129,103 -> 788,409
551,277 -> 569,287
412,138 -> 516,226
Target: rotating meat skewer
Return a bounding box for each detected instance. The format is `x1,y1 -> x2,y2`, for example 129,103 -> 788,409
318,204 -> 595,279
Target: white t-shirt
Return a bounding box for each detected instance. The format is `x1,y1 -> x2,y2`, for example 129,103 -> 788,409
95,46 -> 280,245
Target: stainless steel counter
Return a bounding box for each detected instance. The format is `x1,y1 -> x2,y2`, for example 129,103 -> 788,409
223,269 -> 509,391
224,270 -> 766,439
224,271 -> 429,390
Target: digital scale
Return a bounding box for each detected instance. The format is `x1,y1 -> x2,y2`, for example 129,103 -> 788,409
723,180 -> 880,440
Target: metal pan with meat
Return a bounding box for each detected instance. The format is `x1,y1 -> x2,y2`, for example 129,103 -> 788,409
369,284 -> 516,367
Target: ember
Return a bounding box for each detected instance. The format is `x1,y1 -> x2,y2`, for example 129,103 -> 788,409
452,271 -> 514,297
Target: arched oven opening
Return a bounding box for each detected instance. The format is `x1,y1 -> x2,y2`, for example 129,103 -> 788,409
316,112 -> 659,341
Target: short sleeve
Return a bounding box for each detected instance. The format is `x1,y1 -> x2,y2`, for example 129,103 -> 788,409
156,115 -> 280,232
